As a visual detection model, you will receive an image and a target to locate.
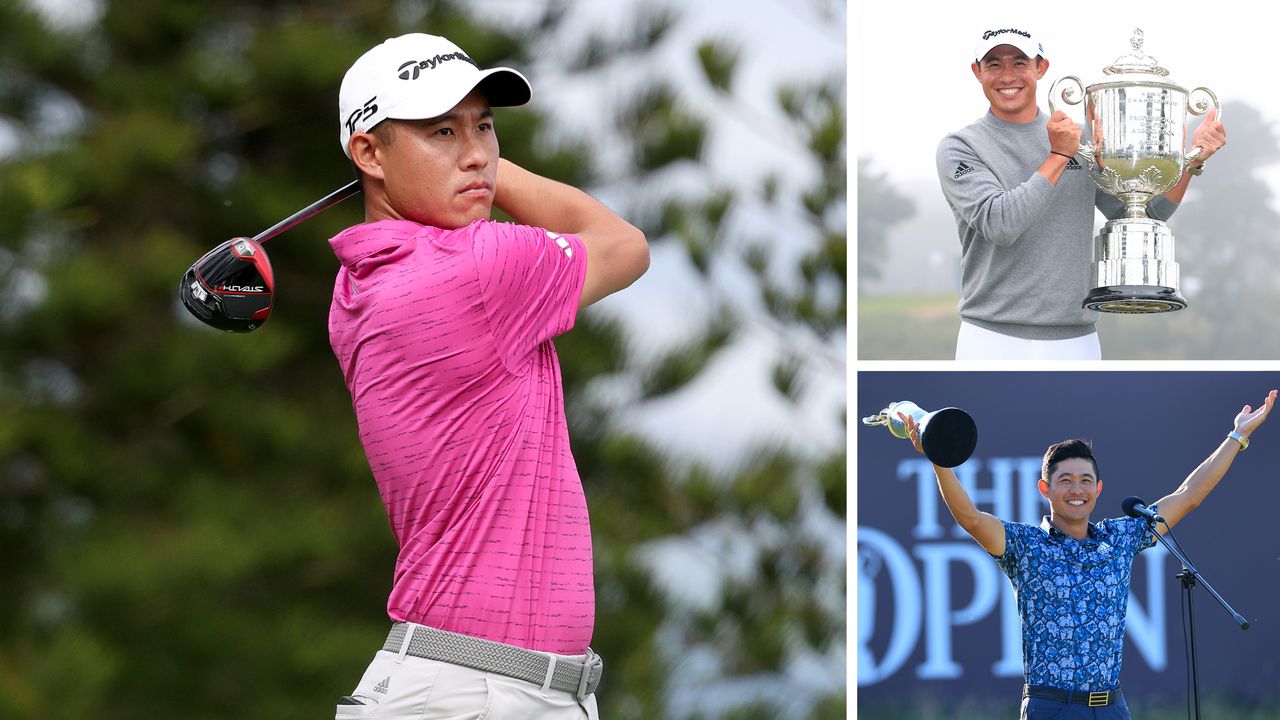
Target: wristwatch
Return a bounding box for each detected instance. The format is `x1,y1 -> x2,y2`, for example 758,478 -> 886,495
1187,163 -> 1205,176
1228,431 -> 1249,450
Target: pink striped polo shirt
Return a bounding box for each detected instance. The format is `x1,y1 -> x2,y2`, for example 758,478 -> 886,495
327,218 -> 593,654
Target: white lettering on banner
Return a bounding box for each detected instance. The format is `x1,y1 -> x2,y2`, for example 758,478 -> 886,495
960,460 -> 1013,535
857,527 -> 921,684
915,543 -> 1001,679
901,458 -> 1043,540
901,458 -> 944,540
1126,542 -> 1168,670
995,570 -> 1022,676
990,457 -> 1046,524
858,456 -> 1168,686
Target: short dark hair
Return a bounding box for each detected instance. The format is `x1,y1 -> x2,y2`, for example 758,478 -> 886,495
1042,438 -> 1099,481
975,53 -> 1045,67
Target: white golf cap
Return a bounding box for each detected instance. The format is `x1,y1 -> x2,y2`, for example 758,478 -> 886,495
973,27 -> 1045,63
338,33 -> 531,157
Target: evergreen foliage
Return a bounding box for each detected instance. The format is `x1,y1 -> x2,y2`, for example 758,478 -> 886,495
0,2 -> 846,717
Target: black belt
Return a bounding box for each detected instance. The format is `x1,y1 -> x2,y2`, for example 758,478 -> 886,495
1024,684 -> 1120,707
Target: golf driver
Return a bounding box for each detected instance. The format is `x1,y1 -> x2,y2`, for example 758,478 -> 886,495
180,179 -> 362,332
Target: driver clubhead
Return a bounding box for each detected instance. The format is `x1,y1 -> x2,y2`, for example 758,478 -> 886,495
180,237 -> 274,333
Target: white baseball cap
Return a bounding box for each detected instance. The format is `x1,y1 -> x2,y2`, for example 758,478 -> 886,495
338,33 -> 532,157
973,27 -> 1045,63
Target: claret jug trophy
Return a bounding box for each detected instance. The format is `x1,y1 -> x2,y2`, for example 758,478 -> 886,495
861,402 -> 977,468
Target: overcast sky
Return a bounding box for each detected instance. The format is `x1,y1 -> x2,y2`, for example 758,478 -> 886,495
856,1 -> 1280,199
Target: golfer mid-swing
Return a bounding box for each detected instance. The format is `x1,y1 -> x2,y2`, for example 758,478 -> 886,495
328,33 -> 648,719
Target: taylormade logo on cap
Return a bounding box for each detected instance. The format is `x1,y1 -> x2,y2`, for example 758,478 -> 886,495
338,33 -> 532,157
974,27 -> 1045,63
396,52 -> 477,80
983,28 -> 1031,41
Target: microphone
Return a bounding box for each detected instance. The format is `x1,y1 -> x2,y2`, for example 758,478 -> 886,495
1122,496 -> 1165,524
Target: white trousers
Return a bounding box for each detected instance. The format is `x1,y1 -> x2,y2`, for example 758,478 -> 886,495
335,649 -> 600,720
955,321 -> 1101,361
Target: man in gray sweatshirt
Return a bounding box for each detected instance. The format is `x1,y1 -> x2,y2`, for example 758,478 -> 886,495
937,28 -> 1226,360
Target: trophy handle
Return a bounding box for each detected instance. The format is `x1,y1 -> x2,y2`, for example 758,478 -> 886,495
1048,76 -> 1096,164
1047,75 -> 1085,114
1187,86 -> 1220,119
1184,86 -> 1221,168
862,401 -> 918,440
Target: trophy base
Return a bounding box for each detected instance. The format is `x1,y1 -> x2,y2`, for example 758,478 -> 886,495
1088,218 -> 1184,314
919,407 -> 978,469
1084,285 -> 1187,314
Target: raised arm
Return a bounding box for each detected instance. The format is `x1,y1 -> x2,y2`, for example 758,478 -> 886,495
1154,388 -> 1275,534
494,159 -> 649,308
902,413 -> 1006,556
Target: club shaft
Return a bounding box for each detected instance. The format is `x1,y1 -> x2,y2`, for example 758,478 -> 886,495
252,179 -> 362,244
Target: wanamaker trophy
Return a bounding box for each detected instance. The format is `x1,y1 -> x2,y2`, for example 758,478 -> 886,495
861,401 -> 978,468
1049,28 -> 1219,313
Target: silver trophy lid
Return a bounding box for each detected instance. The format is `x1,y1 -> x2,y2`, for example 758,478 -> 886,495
1102,28 -> 1171,77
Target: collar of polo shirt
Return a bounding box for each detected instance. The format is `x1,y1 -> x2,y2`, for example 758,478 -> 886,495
1039,516 -> 1103,542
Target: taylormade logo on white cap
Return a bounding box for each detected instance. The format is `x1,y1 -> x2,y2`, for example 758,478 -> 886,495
338,33 -> 532,157
983,28 -> 1031,41
974,27 -> 1044,63
395,51 -> 477,80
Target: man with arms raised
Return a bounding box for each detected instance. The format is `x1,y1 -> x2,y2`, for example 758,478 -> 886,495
937,28 -> 1226,360
328,33 -> 648,719
901,389 -> 1275,719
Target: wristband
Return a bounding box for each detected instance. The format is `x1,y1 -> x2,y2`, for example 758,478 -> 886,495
1050,151 -> 1075,160
1228,431 -> 1249,450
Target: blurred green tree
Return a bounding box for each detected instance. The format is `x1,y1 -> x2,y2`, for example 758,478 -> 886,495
855,159 -> 915,287
590,18 -> 846,718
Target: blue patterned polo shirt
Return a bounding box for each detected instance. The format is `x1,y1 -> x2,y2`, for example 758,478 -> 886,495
994,512 -> 1158,691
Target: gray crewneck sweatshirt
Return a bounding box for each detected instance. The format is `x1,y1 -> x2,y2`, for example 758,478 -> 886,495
936,109 -> 1179,339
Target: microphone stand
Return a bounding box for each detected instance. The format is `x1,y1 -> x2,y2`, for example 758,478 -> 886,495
1144,517 -> 1249,720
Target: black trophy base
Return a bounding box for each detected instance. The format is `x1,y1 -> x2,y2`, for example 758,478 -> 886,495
919,407 -> 978,469
1083,285 -> 1188,314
